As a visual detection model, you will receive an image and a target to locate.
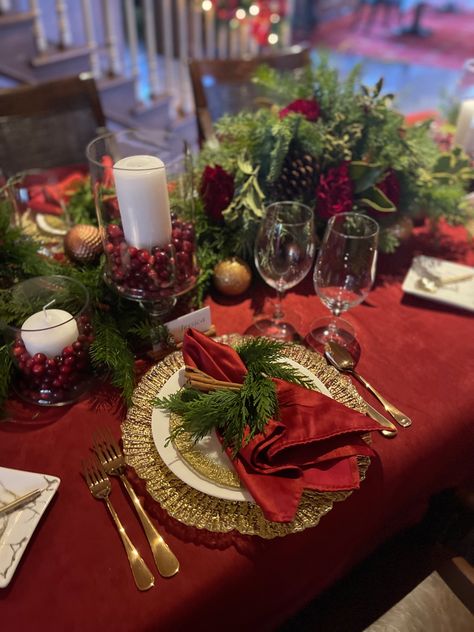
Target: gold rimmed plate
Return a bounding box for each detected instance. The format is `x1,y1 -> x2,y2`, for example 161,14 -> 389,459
122,335 -> 371,539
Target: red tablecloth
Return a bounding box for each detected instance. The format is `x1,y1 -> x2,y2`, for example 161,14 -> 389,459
1,221 -> 473,631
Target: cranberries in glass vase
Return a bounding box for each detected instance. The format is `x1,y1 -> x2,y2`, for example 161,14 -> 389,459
104,214 -> 197,300
12,315 -> 94,406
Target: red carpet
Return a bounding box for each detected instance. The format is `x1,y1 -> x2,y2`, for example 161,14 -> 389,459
313,5 -> 474,70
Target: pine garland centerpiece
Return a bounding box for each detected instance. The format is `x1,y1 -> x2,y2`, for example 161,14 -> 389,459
192,57 -> 474,290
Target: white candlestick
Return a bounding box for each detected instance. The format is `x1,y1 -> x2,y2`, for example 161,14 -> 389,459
21,308 -> 79,358
113,155 -> 172,250
454,99 -> 474,155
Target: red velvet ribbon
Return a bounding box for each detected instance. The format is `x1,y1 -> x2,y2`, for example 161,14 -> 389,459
182,328 -> 382,523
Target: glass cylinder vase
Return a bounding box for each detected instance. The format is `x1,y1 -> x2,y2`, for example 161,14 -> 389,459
86,130 -> 198,311
4,276 -> 93,406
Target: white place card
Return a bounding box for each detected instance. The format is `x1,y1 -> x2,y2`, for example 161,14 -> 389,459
165,306 -> 212,342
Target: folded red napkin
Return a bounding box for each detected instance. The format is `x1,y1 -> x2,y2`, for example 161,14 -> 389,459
28,172 -> 86,216
182,328 -> 382,523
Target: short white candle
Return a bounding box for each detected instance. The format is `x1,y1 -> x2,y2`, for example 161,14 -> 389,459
21,308 -> 79,358
113,155 -> 172,251
454,99 -> 474,155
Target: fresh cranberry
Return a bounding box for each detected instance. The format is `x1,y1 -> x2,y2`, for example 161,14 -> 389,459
107,224 -> 123,240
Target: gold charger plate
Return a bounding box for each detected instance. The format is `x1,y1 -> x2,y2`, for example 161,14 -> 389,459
121,335 -> 370,539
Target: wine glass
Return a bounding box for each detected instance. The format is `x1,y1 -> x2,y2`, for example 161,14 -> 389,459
308,212 -> 379,354
254,201 -> 315,340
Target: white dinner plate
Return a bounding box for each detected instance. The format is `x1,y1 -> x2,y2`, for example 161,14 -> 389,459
151,358 -> 331,502
402,255 -> 474,312
0,467 -> 60,588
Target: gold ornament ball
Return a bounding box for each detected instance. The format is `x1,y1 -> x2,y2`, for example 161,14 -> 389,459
64,224 -> 103,264
213,258 -> 252,296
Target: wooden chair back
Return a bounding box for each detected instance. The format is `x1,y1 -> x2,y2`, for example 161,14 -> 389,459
189,45 -> 312,144
0,74 -> 106,178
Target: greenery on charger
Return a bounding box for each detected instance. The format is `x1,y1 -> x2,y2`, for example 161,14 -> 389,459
0,197 -> 173,411
198,57 -> 474,254
154,337 -> 314,454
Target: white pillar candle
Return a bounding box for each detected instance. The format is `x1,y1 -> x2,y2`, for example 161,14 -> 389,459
454,99 -> 474,155
113,155 -> 172,251
21,309 -> 79,358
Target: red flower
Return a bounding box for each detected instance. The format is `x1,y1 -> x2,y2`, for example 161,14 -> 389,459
316,163 -> 354,219
200,165 -> 235,222
378,169 -> 400,208
279,98 -> 320,122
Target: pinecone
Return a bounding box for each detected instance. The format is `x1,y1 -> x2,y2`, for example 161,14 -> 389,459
273,150 -> 318,202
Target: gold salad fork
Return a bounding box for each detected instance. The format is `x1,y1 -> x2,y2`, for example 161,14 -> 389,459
81,458 -> 155,591
93,428 -> 179,578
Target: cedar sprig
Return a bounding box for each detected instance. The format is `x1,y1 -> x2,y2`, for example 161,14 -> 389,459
155,337 -> 312,454
236,338 -> 314,388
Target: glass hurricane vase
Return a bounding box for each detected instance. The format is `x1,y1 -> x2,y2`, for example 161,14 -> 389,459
87,130 -> 198,318
4,275 -> 93,407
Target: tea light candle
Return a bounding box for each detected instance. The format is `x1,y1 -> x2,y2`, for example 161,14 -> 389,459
21,308 -> 79,358
113,155 -> 172,250
454,99 -> 474,155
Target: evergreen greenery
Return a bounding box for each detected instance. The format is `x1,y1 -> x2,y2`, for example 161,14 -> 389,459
197,57 -> 473,257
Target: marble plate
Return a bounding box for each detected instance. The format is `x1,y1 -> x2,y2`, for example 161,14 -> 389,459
0,467 -> 60,588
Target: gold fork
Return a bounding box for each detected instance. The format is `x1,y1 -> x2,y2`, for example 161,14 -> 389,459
93,427 -> 180,578
81,458 -> 155,591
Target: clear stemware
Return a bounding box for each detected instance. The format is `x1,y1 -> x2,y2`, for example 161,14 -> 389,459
308,212 -> 379,355
254,201 -> 315,341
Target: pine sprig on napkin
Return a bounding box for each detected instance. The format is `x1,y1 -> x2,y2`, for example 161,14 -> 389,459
155,338 -> 313,454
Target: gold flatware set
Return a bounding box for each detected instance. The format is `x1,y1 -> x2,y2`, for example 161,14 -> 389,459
81,428 -> 179,591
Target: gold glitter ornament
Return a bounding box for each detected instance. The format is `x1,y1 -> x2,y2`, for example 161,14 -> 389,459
64,224 -> 103,264
213,258 -> 252,296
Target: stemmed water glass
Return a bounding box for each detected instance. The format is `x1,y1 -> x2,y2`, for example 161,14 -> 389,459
254,201 -> 315,340
309,212 -> 379,354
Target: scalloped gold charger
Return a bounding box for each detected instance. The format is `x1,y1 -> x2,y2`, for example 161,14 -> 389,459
121,335 -> 371,539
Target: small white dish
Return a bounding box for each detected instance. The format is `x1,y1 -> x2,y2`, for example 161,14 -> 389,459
0,467 -> 60,588
151,358 -> 331,502
402,255 -> 474,312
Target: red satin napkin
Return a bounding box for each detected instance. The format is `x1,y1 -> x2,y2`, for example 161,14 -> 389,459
182,329 -> 383,523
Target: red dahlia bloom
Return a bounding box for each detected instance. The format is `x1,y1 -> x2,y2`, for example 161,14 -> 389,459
279,98 -> 320,122
316,162 -> 354,219
200,165 -> 235,223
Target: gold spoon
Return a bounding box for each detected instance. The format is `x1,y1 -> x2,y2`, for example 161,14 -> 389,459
325,341 -> 412,429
